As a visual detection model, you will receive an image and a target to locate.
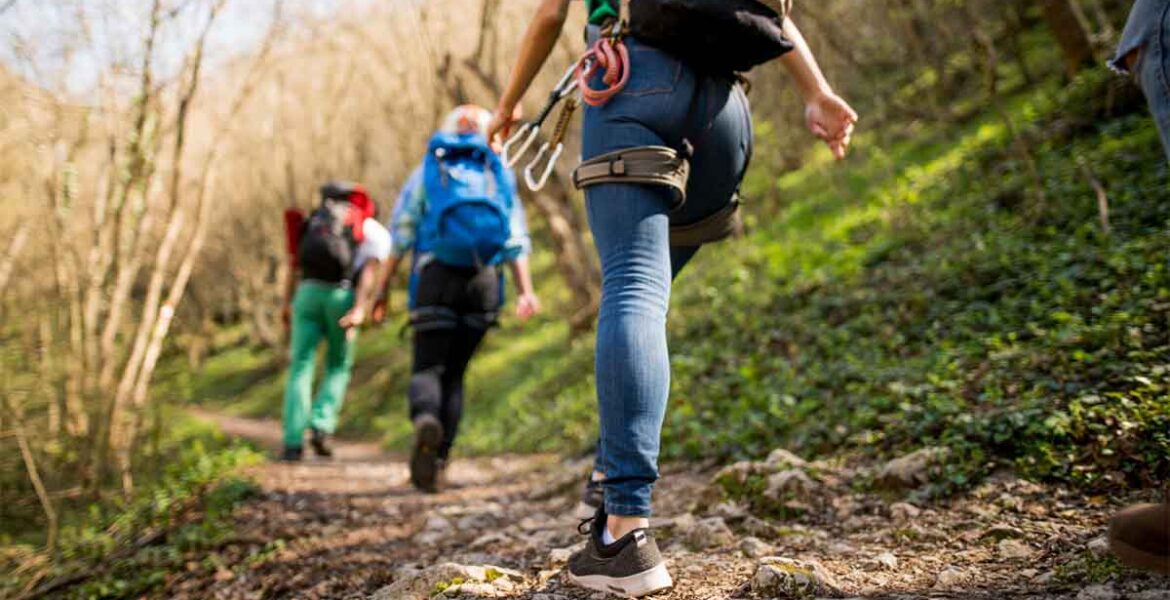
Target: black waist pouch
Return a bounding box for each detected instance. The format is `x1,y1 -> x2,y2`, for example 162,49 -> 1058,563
627,0 -> 795,74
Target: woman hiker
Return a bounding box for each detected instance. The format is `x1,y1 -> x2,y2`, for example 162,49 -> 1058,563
488,1 -> 857,595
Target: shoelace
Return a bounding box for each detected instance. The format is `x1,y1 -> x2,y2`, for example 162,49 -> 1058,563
577,515 -> 597,536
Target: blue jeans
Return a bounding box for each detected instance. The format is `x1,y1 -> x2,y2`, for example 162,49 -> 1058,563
582,36 -> 753,516
1114,0 -> 1170,160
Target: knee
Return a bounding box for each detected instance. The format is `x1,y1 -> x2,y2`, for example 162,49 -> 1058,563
409,367 -> 444,399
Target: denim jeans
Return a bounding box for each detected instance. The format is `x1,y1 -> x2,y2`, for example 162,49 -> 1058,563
1113,0 -> 1170,160
582,36 -> 753,516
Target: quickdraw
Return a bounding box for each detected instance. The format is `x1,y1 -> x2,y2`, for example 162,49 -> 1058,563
503,20 -> 633,192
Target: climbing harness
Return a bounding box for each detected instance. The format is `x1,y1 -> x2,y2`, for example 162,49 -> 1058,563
572,145 -> 691,210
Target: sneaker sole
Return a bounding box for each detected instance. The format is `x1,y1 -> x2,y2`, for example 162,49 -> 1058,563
567,562 -> 673,598
410,416 -> 443,493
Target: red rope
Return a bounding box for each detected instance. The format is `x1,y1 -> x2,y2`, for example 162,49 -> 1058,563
576,36 -> 630,107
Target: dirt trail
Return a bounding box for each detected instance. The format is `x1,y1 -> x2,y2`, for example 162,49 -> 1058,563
168,412 -> 1169,600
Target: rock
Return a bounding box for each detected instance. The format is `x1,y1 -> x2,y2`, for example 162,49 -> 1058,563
424,514 -> 454,531
714,460 -> 760,488
765,448 -> 808,469
888,502 -> 921,522
742,515 -> 778,539
709,501 -> 749,521
764,469 -> 819,502
1019,568 -> 1038,579
933,566 -> 965,589
1129,591 -> 1170,600
873,552 -> 898,570
997,539 -> 1033,559
1034,570 -> 1056,585
531,595 -> 570,600
457,513 -> 496,531
979,524 -> 1025,541
875,447 -> 949,491
740,536 -> 773,558
1086,535 -> 1110,557
683,517 -> 736,550
750,557 -> 842,598
548,542 -> 584,568
469,531 -> 510,550
369,563 -> 522,600
827,541 -> 857,556
1076,584 -> 1118,600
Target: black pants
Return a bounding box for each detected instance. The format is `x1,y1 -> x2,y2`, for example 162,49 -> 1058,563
409,261 -> 500,459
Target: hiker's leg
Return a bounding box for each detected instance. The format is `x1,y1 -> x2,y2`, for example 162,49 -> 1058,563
410,327 -> 453,421
311,287 -> 357,435
582,37 -> 698,522
436,322 -> 489,459
283,285 -> 324,448
1138,3 -> 1170,160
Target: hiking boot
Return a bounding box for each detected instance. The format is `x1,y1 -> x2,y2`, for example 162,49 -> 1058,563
310,428 -> 334,458
567,508 -> 673,598
1108,502 -> 1170,575
280,446 -> 303,462
575,477 -> 604,520
410,414 -> 444,493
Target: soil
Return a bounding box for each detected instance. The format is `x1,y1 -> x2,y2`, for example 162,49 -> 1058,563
160,412 -> 1170,600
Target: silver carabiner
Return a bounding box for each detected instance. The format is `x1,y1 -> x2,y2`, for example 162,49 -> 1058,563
502,122 -> 541,168
524,141 -> 565,191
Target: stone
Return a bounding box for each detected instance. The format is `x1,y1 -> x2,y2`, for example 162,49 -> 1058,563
714,460 -> 760,488
548,542 -> 584,568
1076,584 -> 1118,600
370,563 -> 521,600
765,469 -> 819,502
750,557 -> 843,598
709,501 -> 749,520
765,448 -> 808,469
740,536 -> 773,558
979,524 -> 1025,541
1034,570 -> 1056,585
684,517 -> 736,550
469,532 -> 510,550
996,539 -> 1033,559
875,447 -> 950,491
933,566 -> 965,589
888,502 -> 921,522
1129,591 -> 1170,600
742,515 -> 778,539
873,552 -> 898,570
457,513 -> 496,531
530,595 -> 570,600
1086,535 -> 1110,557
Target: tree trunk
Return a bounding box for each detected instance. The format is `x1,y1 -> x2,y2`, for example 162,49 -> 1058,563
1040,0 -> 1096,78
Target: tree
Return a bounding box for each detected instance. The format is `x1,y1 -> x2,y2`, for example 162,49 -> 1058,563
1040,0 -> 1096,78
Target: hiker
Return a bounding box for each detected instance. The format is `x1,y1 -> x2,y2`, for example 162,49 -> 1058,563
376,105 -> 540,493
280,182 -> 391,462
488,1 -> 856,595
1105,0 -> 1170,575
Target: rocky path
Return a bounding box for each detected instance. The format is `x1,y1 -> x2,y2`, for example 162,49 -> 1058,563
168,412 -> 1170,600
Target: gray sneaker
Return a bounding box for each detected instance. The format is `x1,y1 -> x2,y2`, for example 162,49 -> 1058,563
567,510 -> 673,598
410,414 -> 444,493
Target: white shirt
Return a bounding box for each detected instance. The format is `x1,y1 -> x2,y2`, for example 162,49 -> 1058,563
354,218 -> 392,272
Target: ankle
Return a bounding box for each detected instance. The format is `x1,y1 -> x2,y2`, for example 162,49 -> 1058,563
606,515 -> 649,541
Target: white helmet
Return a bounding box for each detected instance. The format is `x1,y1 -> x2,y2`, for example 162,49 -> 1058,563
439,104 -> 493,137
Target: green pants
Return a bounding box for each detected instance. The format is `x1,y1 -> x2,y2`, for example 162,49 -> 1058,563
282,281 -> 357,447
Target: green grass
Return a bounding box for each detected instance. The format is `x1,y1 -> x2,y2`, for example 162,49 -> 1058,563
167,68 -> 1168,496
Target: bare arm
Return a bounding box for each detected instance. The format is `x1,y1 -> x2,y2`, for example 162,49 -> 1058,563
488,0 -> 572,146
507,257 -> 541,321
779,18 -> 858,159
339,260 -> 382,329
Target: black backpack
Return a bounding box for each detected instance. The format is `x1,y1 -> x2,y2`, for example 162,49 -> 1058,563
626,0 -> 795,74
297,183 -> 365,283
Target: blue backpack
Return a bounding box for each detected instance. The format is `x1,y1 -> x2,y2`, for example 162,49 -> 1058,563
420,132 -> 514,268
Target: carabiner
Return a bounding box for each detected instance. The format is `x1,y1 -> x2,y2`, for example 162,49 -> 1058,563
499,63 -> 579,170
524,141 -> 565,191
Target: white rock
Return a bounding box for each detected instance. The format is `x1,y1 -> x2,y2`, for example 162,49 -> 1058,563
750,557 -> 842,597
423,515 -> 454,531
765,448 -> 808,469
933,566 -> 965,589
684,517 -> 736,549
740,536 -> 773,558
765,469 -> 819,501
876,447 -> 950,490
888,502 -> 921,522
369,563 -> 520,600
1086,535 -> 1110,557
997,538 -> 1034,559
1034,570 -> 1056,584
1076,584 -> 1118,600
530,595 -> 570,600
874,552 -> 898,570
1129,591 -> 1170,600
548,542 -> 583,567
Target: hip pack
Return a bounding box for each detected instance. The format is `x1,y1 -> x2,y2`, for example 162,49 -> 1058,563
626,0 -> 795,74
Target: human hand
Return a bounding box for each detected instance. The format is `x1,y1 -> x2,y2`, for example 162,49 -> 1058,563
338,306 -> 366,330
487,104 -> 523,154
804,91 -> 858,160
515,292 -> 541,321
371,298 -> 388,325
